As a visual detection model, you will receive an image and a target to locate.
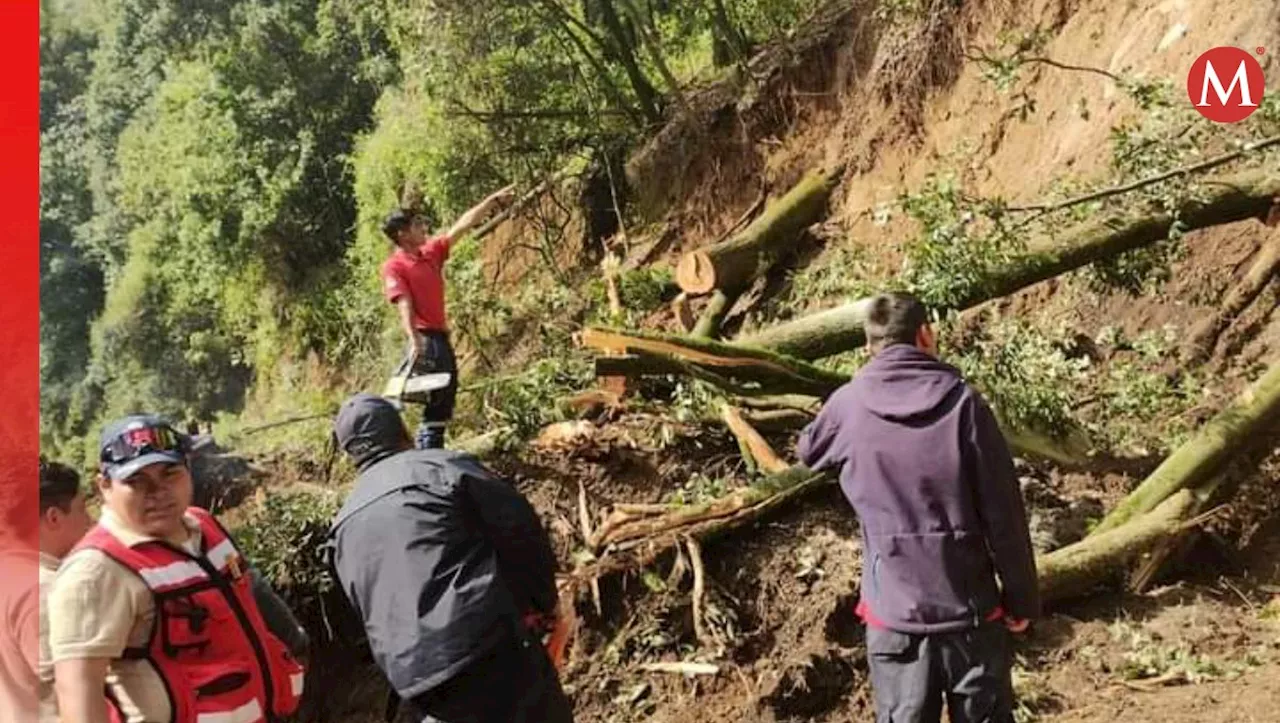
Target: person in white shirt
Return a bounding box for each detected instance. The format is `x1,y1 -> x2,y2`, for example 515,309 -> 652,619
37,457 -> 92,722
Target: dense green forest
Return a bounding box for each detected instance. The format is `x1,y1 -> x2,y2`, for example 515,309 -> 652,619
38,0 -> 824,464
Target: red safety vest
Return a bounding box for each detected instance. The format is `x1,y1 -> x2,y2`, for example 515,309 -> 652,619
75,507 -> 305,723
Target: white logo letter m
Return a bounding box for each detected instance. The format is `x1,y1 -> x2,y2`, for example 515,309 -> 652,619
1197,59 -> 1257,107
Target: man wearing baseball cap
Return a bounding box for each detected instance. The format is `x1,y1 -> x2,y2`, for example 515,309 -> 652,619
49,414 -> 309,723
325,393 -> 572,723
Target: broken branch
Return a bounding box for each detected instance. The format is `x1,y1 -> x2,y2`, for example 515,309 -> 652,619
721,404 -> 789,473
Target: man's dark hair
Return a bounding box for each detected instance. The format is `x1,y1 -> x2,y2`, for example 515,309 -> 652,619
864,292 -> 929,348
381,208 -> 416,242
39,456 -> 82,515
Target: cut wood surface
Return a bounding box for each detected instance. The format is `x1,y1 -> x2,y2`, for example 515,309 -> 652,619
1091,361 -> 1280,535
739,169 -> 1280,360
675,165 -> 844,294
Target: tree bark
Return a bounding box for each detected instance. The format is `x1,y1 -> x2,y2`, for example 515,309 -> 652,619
737,299 -> 873,360
596,0 -> 664,123
1090,361 -> 1280,535
617,0 -> 681,95
675,166 -> 845,295
739,170 -> 1280,360
1129,472 -> 1228,593
708,0 -> 749,66
581,327 -> 850,398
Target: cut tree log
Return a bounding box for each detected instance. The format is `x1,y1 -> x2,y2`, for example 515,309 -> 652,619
675,165 -> 845,295
736,394 -> 824,414
1037,490 -> 1196,602
738,168 -> 1280,360
736,298 -> 874,361
1091,361 -> 1280,536
581,327 -> 850,398
1184,230 -> 1280,364
589,328 -> 1096,465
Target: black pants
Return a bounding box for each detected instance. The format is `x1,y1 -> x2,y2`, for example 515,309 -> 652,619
393,330 -> 458,449
407,629 -> 574,723
865,621 -> 1015,723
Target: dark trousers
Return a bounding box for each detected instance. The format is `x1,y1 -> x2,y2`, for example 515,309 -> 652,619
865,621 -> 1015,723
407,628 -> 574,723
393,330 -> 458,449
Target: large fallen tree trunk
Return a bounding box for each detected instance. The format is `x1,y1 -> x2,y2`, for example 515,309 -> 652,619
736,299 -> 874,361
571,359 -> 1278,597
675,165 -> 844,295
588,328 -> 1096,464
738,169 -> 1280,360
1036,489 -> 1196,601
581,327 -> 849,398
1091,361 -> 1280,535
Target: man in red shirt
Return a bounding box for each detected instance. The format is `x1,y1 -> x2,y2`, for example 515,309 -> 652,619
381,185 -> 514,448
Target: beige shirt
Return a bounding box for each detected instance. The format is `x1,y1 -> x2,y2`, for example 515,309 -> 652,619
48,511 -> 204,723
38,551 -> 60,723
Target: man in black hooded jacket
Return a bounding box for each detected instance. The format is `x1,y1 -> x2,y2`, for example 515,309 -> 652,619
325,393 -> 573,723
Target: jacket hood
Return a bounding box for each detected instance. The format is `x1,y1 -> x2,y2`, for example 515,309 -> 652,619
852,344 -> 965,422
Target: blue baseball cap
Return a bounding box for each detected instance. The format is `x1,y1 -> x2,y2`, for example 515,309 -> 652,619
99,415 -> 190,482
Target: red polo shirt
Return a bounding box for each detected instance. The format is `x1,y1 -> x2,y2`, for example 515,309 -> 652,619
381,235 -> 452,332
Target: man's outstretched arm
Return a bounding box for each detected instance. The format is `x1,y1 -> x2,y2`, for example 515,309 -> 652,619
446,184 -> 516,240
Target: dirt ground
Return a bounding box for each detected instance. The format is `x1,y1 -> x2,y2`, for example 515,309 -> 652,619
493,447 -> 1280,723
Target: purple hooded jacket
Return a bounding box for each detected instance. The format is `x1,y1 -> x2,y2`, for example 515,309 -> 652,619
798,344 -> 1040,633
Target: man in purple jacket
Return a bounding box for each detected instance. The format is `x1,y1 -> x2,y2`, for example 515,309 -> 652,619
798,292 -> 1039,723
